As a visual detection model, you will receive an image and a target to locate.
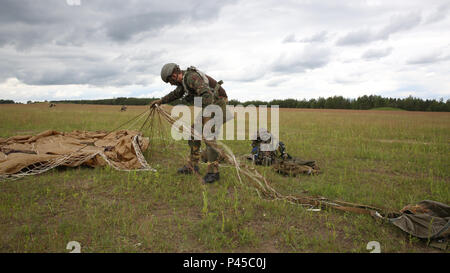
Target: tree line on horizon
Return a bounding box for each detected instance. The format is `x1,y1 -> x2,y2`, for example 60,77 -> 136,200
1,95 -> 449,112
228,95 -> 450,112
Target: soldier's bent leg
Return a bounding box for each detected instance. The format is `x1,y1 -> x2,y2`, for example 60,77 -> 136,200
188,139 -> 201,168
207,161 -> 219,174
203,140 -> 220,183
201,103 -> 226,183
177,139 -> 201,174
204,139 -> 219,170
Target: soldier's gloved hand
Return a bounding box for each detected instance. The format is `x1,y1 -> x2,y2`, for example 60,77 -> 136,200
150,99 -> 162,108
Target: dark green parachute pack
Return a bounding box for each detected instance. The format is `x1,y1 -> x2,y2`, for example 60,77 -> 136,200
249,129 -> 320,176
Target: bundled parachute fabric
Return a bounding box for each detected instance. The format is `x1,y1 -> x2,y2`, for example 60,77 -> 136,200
388,200 -> 450,240
273,158 -> 320,176
0,130 -> 154,181
246,153 -> 320,176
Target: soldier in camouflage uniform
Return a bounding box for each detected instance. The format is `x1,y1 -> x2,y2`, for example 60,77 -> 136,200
150,63 -> 228,183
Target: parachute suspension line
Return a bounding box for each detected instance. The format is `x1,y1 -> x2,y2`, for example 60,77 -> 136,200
143,106 -> 205,186
148,105 -> 391,217
139,107 -> 154,133
141,107 -> 171,154
109,108 -> 150,134
149,105 -> 270,191
68,108 -> 150,156
156,106 -> 170,147
124,108 -> 149,131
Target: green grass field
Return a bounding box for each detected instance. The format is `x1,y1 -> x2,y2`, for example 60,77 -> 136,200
0,103 -> 449,253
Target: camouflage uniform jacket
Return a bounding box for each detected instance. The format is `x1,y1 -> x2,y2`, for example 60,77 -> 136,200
160,68 -> 227,107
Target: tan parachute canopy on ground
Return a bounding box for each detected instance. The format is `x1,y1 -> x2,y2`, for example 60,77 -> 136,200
0,130 -> 154,180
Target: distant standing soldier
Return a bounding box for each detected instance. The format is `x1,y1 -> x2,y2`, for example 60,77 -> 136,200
150,63 -> 228,183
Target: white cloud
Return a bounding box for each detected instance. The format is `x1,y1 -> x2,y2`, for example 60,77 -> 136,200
336,12 -> 422,46
271,45 -> 331,73
299,31 -> 329,43
362,47 -> 393,60
424,3 -> 450,24
282,33 -> 297,43
0,0 -> 449,103
407,50 -> 450,64
282,31 -> 328,43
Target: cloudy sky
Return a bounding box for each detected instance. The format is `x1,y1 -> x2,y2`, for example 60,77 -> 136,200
1,0 -> 449,103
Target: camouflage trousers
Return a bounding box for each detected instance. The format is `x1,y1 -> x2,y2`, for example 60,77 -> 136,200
187,103 -> 227,174
272,157 -> 320,176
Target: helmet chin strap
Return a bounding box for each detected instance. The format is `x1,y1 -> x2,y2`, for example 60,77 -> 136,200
176,71 -> 184,83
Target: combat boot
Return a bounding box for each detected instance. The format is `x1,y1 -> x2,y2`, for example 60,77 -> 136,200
203,173 -> 220,183
177,165 -> 199,174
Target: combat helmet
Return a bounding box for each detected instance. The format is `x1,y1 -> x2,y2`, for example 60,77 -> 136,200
160,63 -> 179,83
